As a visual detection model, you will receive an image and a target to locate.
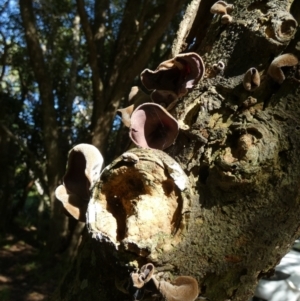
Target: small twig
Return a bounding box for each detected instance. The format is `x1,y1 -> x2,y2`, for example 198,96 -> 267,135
172,0 -> 201,56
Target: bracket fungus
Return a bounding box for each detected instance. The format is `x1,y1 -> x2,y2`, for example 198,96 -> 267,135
267,53 -> 299,84
141,52 -> 205,102
55,144 -> 103,222
86,148 -> 192,260
243,68 -> 260,91
129,102 -> 179,150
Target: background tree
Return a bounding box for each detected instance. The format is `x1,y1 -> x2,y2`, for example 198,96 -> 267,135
0,0 -> 188,254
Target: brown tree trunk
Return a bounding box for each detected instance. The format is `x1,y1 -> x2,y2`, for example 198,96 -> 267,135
19,0 -> 68,252
51,0 -> 300,300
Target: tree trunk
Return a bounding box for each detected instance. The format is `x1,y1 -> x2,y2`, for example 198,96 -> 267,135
51,0 -> 300,300
20,0 -> 68,252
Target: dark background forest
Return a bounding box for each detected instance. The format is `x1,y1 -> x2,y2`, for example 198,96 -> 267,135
0,0 -> 191,299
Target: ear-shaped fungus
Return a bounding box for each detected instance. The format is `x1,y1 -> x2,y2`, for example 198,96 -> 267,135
117,86 -> 150,127
211,1 -> 234,15
221,14 -> 233,24
141,52 -> 205,99
243,68 -> 260,91
55,144 -> 103,222
152,275 -> 199,301
129,103 -> 179,150
210,1 -> 228,14
128,263 -> 155,301
213,60 -> 225,73
267,53 -> 298,84
116,105 -> 134,128
151,90 -> 178,110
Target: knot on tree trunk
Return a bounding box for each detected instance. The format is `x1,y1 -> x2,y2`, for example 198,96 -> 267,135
87,148 -> 193,261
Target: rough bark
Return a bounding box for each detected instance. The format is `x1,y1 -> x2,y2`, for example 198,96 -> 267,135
51,0 -> 300,300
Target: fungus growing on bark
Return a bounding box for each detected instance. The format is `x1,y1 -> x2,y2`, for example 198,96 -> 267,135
151,90 -> 178,110
267,53 -> 298,84
129,103 -> 179,150
122,152 -> 139,164
55,144 -> 103,222
130,263 -> 155,290
213,60 -> 225,73
210,1 -> 234,22
243,68 -> 260,91
87,148 -> 192,260
152,274 -> 199,301
117,86 -> 150,127
221,14 -> 233,24
271,11 -> 298,43
141,52 -> 204,99
116,105 -> 134,128
210,1 -> 228,15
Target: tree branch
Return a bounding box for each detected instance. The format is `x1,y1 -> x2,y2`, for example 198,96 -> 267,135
172,0 -> 202,56
76,0 -> 104,119
0,31 -> 8,82
19,0 -> 63,181
112,0 -> 188,100
93,0 -> 109,79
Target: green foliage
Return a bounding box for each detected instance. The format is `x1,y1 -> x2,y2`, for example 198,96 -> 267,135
0,0 -> 189,247
0,287 -> 11,301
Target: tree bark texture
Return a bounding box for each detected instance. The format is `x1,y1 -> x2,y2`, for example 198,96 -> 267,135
52,0 -> 300,300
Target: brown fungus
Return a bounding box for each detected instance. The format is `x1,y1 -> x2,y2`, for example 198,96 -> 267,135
129,102 -> 179,150
116,105 -> 134,128
271,11 -> 298,43
213,60 -> 225,72
211,1 -> 234,15
210,1 -> 228,15
150,89 -> 178,111
152,275 -> 199,301
243,68 -> 260,91
141,52 -> 205,99
221,14 -> 233,24
130,263 -> 155,289
55,144 -> 103,222
117,86 -> 150,128
267,53 -> 298,84
225,3 -> 234,13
